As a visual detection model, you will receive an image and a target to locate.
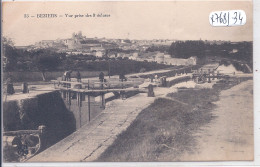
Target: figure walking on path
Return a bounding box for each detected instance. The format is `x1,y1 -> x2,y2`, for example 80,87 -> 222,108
155,74 -> 158,82
64,70 -> 72,81
76,71 -> 81,82
99,72 -> 105,89
119,72 -> 127,90
99,72 -> 105,82
63,71 -> 68,81
63,70 -> 72,87
119,72 -> 126,82
6,77 -> 15,95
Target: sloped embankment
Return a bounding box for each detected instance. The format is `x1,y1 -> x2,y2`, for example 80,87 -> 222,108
97,77 -> 252,161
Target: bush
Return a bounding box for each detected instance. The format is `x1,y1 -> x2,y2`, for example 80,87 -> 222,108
140,68 -> 146,73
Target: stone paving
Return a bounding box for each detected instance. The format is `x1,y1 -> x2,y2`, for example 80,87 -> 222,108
29,92 -> 156,162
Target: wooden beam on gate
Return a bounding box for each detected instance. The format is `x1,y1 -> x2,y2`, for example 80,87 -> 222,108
52,80 -> 144,87
56,87 -> 147,93
4,129 -> 41,136
51,80 -> 85,85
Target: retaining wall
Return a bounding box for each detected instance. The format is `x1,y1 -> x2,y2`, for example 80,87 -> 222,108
3,91 -> 76,150
166,75 -> 192,87
137,65 -> 200,79
3,71 -> 108,82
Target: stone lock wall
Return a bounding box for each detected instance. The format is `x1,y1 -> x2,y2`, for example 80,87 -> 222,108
3,91 -> 76,149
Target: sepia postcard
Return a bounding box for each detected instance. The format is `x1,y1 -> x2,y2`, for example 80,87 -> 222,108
1,0 -> 254,164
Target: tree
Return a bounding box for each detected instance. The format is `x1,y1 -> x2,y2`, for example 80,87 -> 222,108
2,37 -> 18,71
169,40 -> 205,59
139,68 -> 146,73
32,49 -> 61,81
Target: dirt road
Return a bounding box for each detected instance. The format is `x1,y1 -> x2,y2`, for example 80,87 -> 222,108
180,80 -> 254,161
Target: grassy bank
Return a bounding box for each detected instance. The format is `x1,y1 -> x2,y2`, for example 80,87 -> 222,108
97,77 -> 252,162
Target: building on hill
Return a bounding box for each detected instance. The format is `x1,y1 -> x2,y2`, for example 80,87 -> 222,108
140,51 -> 164,62
164,56 -> 197,66
35,40 -> 55,48
94,51 -> 105,57
150,52 -> 197,66
35,31 -> 105,51
129,52 -> 139,60
90,45 -> 105,52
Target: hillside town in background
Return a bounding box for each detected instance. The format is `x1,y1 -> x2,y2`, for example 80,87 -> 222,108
3,31 -> 252,81
13,31 -> 196,65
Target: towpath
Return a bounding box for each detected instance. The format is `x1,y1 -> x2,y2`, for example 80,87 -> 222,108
179,80 -> 254,161
28,75 -> 196,162
29,92 -> 156,162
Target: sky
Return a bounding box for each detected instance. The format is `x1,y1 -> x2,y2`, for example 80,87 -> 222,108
2,1 -> 253,46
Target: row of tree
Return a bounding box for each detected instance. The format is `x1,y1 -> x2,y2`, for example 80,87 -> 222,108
3,37 -> 172,81
145,40 -> 253,65
3,37 -> 253,81
3,37 -> 64,80
169,40 -> 252,62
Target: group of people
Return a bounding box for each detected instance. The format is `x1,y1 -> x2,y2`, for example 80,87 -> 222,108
63,70 -> 128,84
149,74 -> 158,83
99,71 -> 127,82
63,70 -> 81,82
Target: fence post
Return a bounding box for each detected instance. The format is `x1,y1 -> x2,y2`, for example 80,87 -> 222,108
88,95 -> 91,122
208,69 -> 211,83
147,84 -> 155,97
68,91 -> 71,106
22,82 -> 29,93
62,90 -> 66,99
78,93 -> 82,127
100,93 -> 105,109
88,80 -> 91,122
212,70 -> 215,80
7,83 -> 15,95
